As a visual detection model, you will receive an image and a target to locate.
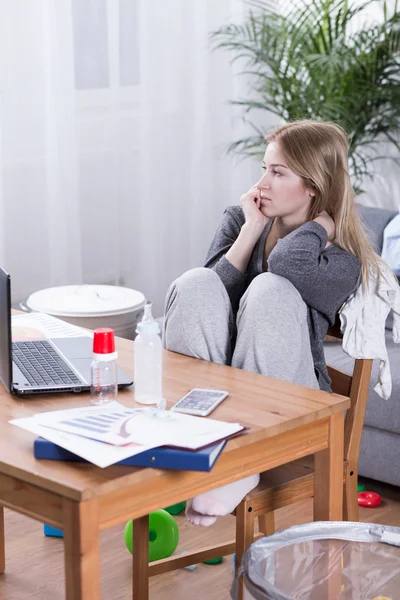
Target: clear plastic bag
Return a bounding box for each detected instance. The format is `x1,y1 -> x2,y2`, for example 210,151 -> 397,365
232,521 -> 400,599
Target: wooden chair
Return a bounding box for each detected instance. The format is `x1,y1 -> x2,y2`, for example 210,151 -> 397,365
228,328 -> 373,570
147,319 -> 373,583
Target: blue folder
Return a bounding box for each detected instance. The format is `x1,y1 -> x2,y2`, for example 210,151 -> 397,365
33,437 -> 226,472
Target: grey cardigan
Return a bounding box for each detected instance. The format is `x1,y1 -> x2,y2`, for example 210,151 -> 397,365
204,206 -> 361,392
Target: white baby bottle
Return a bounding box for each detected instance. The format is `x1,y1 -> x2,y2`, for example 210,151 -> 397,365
133,302 -> 162,404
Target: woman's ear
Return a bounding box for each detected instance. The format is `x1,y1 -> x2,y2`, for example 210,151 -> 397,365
304,179 -> 317,198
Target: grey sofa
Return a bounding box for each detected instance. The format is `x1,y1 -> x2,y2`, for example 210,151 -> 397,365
324,204 -> 400,487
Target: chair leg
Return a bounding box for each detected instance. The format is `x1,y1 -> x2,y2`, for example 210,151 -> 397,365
257,512 -> 275,536
343,469 -> 359,522
0,505 -> 5,574
235,502 -> 255,600
235,502 -> 255,572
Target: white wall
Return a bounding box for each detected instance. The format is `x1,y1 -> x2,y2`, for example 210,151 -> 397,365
358,143 -> 400,211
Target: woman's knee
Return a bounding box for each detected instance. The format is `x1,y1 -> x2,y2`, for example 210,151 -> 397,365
173,267 -> 220,293
165,267 -> 225,312
239,273 -> 306,317
163,267 -> 232,361
250,272 -> 301,297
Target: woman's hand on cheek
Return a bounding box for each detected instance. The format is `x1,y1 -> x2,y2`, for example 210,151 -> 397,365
313,210 -> 335,242
240,187 -> 269,234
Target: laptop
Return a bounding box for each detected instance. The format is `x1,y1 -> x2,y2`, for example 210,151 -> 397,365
0,266 -> 133,395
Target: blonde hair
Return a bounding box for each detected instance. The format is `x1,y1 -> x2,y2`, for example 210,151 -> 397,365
266,120 -> 383,290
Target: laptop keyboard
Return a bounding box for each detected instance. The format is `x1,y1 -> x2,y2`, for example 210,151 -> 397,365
12,340 -> 81,387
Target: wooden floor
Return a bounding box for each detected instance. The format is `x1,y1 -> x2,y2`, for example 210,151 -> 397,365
1,478 -> 400,600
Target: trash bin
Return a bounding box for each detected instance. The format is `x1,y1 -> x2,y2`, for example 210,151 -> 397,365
232,521 -> 400,599
24,284 -> 146,340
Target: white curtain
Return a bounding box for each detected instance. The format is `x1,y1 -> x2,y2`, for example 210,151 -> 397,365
0,0 -> 264,316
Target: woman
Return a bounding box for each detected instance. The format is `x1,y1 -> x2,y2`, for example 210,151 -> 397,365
163,120 -> 382,526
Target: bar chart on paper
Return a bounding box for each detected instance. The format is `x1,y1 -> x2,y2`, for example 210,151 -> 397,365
59,409 -> 138,436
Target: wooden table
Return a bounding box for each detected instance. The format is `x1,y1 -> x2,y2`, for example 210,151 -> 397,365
0,335 -> 349,599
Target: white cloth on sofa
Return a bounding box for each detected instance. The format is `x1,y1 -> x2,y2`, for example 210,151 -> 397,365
339,264 -> 400,399
381,206 -> 400,276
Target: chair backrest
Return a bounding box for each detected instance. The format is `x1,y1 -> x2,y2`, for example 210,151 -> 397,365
325,319 -> 373,469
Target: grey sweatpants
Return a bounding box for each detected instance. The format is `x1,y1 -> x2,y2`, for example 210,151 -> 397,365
163,268 -> 319,389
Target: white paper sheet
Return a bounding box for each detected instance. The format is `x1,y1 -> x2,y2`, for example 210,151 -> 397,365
11,401 -> 244,451
11,415 -> 158,468
12,312 -> 92,340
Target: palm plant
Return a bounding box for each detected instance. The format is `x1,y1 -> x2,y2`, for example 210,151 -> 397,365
212,0 -> 400,190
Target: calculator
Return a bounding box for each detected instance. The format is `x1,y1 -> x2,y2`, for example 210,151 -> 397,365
170,388 -> 229,417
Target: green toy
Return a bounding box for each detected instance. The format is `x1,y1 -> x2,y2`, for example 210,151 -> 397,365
124,509 -> 179,562
204,556 -> 223,565
164,501 -> 186,515
358,482 -> 366,492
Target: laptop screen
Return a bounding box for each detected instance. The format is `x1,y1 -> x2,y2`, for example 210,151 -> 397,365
0,267 -> 12,392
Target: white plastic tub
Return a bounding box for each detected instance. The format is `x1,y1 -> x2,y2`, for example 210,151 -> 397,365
25,284 -> 146,340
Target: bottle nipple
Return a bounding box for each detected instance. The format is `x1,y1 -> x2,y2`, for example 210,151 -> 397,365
136,302 -> 160,334
142,302 -> 154,323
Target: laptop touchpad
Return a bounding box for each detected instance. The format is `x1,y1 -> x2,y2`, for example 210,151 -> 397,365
50,337 -> 93,359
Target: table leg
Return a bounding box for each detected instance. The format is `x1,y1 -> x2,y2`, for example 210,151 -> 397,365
0,505 -> 5,574
314,412 -> 344,521
63,499 -> 101,600
132,515 -> 149,600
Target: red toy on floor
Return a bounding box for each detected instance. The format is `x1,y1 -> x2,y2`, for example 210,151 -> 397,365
358,491 -> 382,507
